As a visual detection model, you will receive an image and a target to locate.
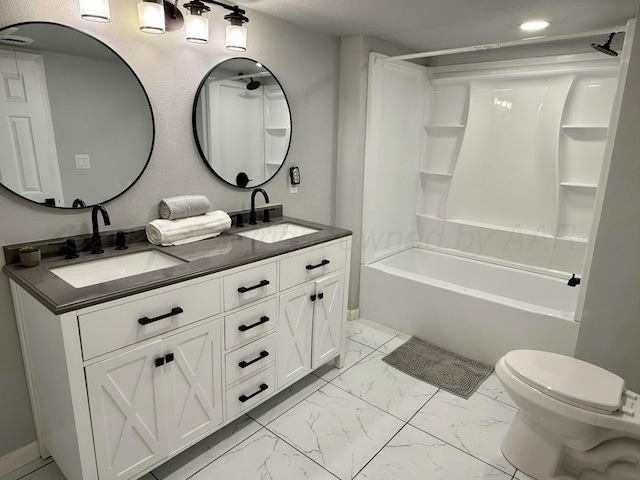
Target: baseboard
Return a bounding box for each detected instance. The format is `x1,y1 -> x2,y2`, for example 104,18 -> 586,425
0,442 -> 40,477
347,308 -> 360,321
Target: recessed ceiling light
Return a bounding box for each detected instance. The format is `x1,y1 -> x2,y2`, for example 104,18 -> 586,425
519,20 -> 551,32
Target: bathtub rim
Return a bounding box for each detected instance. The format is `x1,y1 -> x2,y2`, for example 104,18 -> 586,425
364,242 -> 579,281
361,244 -> 578,321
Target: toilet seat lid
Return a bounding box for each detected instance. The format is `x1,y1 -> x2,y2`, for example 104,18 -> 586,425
504,350 -> 625,413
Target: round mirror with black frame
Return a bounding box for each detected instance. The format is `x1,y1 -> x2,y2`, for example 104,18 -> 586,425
193,57 -> 292,188
0,22 -> 154,208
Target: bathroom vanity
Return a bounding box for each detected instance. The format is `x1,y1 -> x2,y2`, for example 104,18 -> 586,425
3,216 -> 351,480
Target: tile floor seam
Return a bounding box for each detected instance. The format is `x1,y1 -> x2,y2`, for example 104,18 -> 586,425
349,420 -> 409,479
262,425 -> 342,480
0,458 -> 55,480
405,422 -> 517,477
248,379 -> 328,427
179,426 -> 267,480
476,390 -> 517,409
326,377 -> 439,425
311,347 -> 377,382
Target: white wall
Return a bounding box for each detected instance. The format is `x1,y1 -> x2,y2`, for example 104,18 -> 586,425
0,0 -> 339,458
336,35 -> 413,309
575,17 -> 640,391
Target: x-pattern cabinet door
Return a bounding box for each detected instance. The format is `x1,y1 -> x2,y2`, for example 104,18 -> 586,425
277,284 -> 314,388
312,272 -> 344,368
164,319 -> 223,454
86,339 -> 167,480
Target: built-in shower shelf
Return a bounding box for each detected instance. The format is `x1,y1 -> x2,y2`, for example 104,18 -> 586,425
416,213 -> 444,221
560,182 -> 598,189
265,127 -> 289,134
425,124 -> 466,131
561,125 -> 608,130
557,235 -> 588,243
420,170 -> 453,177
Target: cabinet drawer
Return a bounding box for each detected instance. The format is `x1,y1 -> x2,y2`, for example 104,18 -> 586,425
223,262 -> 277,310
226,365 -> 275,419
225,333 -> 276,386
224,298 -> 277,350
79,277 -> 220,360
280,241 -> 347,291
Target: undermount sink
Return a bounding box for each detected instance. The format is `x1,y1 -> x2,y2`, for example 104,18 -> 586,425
50,250 -> 186,288
236,222 -> 319,243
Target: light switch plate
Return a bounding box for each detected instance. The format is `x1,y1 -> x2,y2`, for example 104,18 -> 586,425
75,154 -> 90,169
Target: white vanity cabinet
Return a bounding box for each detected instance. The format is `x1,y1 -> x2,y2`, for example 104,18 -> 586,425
9,234 -> 351,480
86,319 -> 223,480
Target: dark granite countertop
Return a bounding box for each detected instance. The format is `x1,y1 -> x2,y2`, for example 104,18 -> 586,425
2,216 -> 351,315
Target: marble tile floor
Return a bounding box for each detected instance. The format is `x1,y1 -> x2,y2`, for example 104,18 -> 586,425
3,318 -> 536,480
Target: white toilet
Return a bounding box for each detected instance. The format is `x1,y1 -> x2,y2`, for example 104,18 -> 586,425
496,350 -> 640,480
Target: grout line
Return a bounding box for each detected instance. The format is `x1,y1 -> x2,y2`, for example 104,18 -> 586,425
262,425 -> 341,480
182,427 -> 267,480
406,422 -> 517,477
350,422 -> 408,479
9,459 -> 55,480
475,390 -> 518,410
247,378 -> 328,427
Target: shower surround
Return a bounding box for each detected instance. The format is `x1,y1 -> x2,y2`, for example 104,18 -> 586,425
360,50 -> 624,362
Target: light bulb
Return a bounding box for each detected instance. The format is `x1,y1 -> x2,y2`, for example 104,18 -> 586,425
79,0 -> 110,22
226,24 -> 246,52
138,1 -> 165,34
186,14 -> 209,44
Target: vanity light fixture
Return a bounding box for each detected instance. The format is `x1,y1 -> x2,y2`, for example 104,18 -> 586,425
79,0 -> 111,22
519,20 -> 551,32
79,0 -> 249,50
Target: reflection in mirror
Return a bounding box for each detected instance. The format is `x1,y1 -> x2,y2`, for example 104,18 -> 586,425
193,58 -> 291,188
0,22 -> 154,208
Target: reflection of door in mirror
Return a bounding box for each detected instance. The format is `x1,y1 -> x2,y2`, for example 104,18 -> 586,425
203,78 -> 266,186
0,51 -> 64,206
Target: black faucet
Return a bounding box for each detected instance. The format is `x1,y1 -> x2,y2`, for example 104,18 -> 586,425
567,274 -> 581,287
249,188 -> 269,225
91,204 -> 111,254
72,198 -> 86,208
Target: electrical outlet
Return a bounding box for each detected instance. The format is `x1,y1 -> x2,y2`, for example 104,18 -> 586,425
75,154 -> 90,169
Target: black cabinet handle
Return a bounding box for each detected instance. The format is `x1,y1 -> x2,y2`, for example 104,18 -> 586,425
237,279 -> 269,293
310,294 -> 316,302
239,351 -> 269,368
155,357 -> 165,368
238,316 -> 270,332
318,292 -> 324,300
306,259 -> 330,270
239,383 -> 268,403
138,307 -> 184,326
165,353 -> 174,363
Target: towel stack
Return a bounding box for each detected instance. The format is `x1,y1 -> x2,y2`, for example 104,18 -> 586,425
146,195 -> 231,246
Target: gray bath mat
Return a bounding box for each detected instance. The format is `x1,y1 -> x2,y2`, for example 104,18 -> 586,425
382,336 -> 493,399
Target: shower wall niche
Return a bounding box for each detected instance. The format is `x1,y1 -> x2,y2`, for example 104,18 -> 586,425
363,53 -> 621,274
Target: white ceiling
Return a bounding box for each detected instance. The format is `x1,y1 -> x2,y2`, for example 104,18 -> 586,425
240,0 -> 639,52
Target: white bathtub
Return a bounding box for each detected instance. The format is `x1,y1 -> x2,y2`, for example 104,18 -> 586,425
359,247 -> 580,365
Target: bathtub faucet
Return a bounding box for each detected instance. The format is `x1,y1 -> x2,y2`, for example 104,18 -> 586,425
567,274 -> 581,287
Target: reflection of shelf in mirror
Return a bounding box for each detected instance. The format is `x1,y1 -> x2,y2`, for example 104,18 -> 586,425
416,213 -> 444,221
561,125 -> 608,130
420,170 -> 452,178
424,124 -> 465,135
265,161 -> 283,166
560,182 -> 598,189
557,235 -> 588,243
265,127 -> 289,132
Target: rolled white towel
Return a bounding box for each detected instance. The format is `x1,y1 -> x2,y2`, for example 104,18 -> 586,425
159,195 -> 211,220
146,210 -> 231,246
